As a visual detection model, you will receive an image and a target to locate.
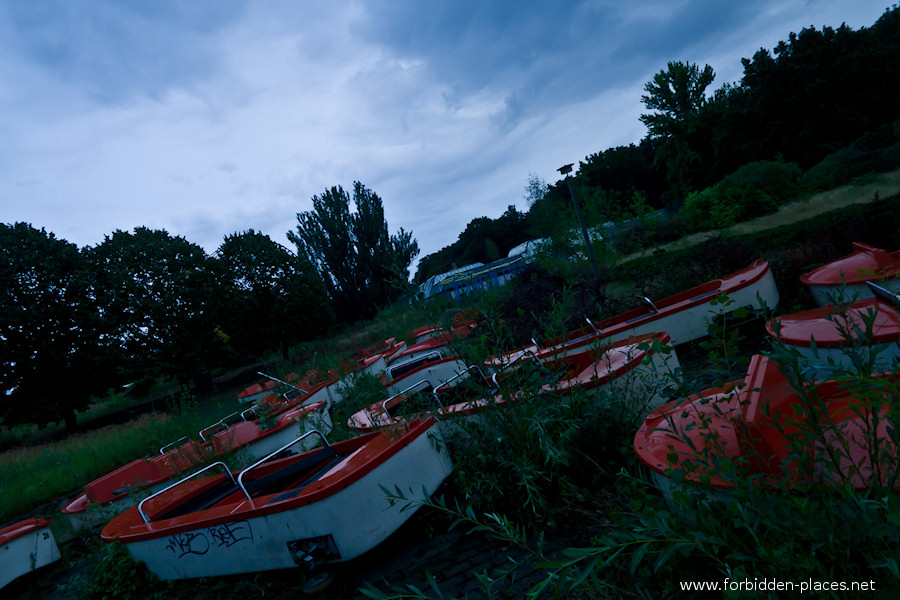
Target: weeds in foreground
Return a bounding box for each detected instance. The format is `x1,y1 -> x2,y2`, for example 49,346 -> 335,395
363,294 -> 900,599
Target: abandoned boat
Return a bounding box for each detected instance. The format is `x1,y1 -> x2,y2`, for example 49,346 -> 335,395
493,260 -> 777,371
350,332 -> 678,431
61,400 -> 331,532
800,242 -> 900,306
766,283 -> 900,375
0,518 -> 60,589
101,418 -> 453,581
634,354 -> 899,495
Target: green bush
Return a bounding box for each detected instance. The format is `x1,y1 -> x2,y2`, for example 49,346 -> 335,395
680,160 -> 801,230
801,122 -> 900,191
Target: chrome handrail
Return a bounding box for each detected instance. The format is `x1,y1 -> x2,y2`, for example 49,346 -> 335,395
490,349 -> 542,389
381,379 -> 433,417
433,364 -> 484,395
585,316 -> 600,335
199,420 -> 229,442
138,461 -> 236,523
637,295 -> 659,313
867,281 -> 900,308
159,436 -> 189,455
236,430 -> 331,505
259,371 -> 307,395
432,364 -> 486,410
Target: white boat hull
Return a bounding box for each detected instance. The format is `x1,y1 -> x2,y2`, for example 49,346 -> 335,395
0,520 -> 60,589
63,406 -> 333,533
384,358 -> 470,397
606,268 -> 779,346
807,277 -> 900,307
790,342 -> 900,377
121,423 -> 452,580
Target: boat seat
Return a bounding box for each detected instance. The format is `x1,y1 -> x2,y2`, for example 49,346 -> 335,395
151,478 -> 242,522
151,447 -> 339,521
244,446 -> 339,499
264,453 -> 350,504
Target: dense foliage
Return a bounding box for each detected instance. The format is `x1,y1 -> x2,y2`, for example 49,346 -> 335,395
213,230 -> 332,360
0,226 -> 338,430
289,182 -> 419,322
0,224 -> 106,430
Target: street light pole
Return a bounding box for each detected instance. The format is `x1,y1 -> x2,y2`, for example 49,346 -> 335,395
558,163 -> 600,278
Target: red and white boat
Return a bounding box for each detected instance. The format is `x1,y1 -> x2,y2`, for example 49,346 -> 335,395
493,261 -> 777,368
800,242 -> 900,306
101,418 -> 453,581
382,354 -> 471,398
408,311 -> 478,344
237,379 -> 280,404
634,354 -> 899,496
0,518 -> 60,589
767,283 -> 900,375
350,332 -> 678,431
342,338 -> 407,379
61,400 -> 331,533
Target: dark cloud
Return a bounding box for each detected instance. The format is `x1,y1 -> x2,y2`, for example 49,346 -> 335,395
1,0 -> 248,103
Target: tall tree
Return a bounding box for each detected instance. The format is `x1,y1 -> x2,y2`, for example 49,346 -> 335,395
86,227 -> 220,388
214,230 -> 332,358
640,61 -> 716,139
0,223 -> 105,430
288,182 -> 418,322
640,61 -> 716,197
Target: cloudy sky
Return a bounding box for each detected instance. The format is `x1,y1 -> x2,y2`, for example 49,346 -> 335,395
0,1 -> 891,263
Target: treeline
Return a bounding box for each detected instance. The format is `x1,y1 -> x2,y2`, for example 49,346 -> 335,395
415,7 -> 900,283
1,183 -> 415,430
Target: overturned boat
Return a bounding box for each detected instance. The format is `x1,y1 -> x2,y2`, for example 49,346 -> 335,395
101,418 -> 452,581
634,354 -> 899,496
767,282 -> 900,375
800,242 -> 900,306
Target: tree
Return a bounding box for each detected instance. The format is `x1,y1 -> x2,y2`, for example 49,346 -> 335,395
288,182 -> 419,322
524,173 -> 549,208
640,61 -> 716,139
214,230 -> 332,358
0,223 -> 106,430
86,228 -> 221,388
640,61 -> 716,198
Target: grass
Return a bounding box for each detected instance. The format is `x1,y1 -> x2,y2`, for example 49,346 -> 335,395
0,389 -> 239,524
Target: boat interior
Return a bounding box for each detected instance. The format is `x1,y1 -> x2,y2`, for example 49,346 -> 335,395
144,437 -> 369,523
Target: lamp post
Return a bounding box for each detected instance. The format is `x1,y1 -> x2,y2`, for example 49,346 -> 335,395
558,163 -> 599,277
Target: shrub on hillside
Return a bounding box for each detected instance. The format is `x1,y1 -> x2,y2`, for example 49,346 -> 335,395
679,160 -> 801,230
800,123 -> 900,191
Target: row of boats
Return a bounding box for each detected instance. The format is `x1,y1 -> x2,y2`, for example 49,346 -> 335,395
3,241 -> 898,588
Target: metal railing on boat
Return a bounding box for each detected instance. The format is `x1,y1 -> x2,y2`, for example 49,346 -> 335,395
236,429 -> 331,506
138,461 -> 237,523
381,379 -> 435,418
489,350 -> 541,390
159,436 -> 190,455
431,364 -> 488,413
637,295 -> 659,313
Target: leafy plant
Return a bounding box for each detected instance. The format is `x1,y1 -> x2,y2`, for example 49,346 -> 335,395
77,541 -> 170,600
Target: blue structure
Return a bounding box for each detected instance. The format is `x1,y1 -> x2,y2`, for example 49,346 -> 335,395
418,248 -> 537,302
